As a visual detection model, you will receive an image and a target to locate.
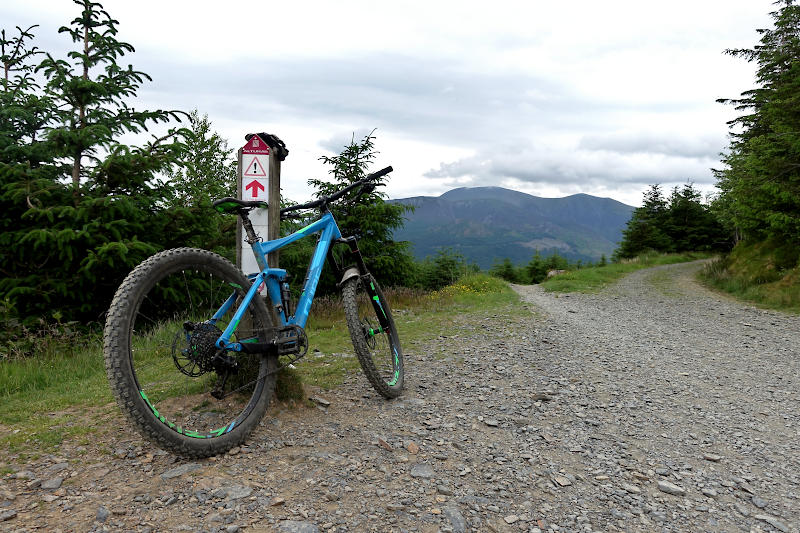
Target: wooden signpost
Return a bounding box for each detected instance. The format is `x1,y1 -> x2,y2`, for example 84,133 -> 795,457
236,133 -> 288,275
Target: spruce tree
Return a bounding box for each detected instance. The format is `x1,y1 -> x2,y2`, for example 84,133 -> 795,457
665,183 -> 728,252
1,2 -> 187,327
36,0 -> 184,198
164,110 -> 236,207
490,258 -> 519,283
614,185 -> 671,259
307,132 -> 415,290
526,251 -> 548,283
715,0 -> 800,243
0,25 -> 66,326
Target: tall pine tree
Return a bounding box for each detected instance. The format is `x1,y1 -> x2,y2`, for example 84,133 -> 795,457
665,183 -> 728,252
1,1 -> 189,328
614,184 -> 671,259
164,110 -> 236,207
715,0 -> 800,243
307,132 -> 415,290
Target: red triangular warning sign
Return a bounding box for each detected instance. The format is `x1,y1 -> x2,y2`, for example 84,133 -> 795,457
242,135 -> 270,155
244,156 -> 267,177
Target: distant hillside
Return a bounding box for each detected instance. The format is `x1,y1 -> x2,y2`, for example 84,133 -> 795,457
391,187 -> 635,268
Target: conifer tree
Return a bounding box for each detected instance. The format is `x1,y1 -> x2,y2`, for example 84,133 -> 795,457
421,248 -> 469,289
715,0 -> 800,243
526,251 -> 548,283
490,258 -> 519,283
614,185 -> 671,259
664,183 -> 728,252
164,110 -> 236,207
1,2 -> 187,327
307,132 -> 415,290
0,25 -> 67,325
36,0 -> 184,198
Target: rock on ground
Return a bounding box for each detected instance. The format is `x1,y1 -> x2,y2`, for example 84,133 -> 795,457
1,261 -> 798,532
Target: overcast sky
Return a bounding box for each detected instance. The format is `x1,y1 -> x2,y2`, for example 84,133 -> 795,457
2,0 -> 775,206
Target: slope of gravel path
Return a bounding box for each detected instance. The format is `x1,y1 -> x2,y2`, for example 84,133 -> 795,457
1,261 -> 798,533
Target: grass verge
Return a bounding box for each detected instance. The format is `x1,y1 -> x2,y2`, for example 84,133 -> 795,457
294,273 -> 515,390
0,273 -> 519,456
539,252 -> 711,293
699,239 -> 800,313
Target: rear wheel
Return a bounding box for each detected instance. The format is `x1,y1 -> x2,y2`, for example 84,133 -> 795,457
103,248 -> 277,457
342,274 -> 404,398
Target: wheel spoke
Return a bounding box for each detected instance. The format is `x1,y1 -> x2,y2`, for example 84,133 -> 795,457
342,275 -> 404,398
104,248 -> 278,456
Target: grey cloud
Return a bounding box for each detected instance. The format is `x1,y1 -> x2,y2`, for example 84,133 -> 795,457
140,50 -> 712,150
425,141 -> 718,191
318,128 -> 378,153
578,131 -> 724,159
136,51 -> 723,199
140,52 -> 594,144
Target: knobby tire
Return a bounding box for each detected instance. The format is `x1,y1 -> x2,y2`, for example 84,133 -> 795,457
342,275 -> 404,398
103,248 -> 277,458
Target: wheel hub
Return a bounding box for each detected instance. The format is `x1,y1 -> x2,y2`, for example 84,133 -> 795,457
173,322 -> 223,376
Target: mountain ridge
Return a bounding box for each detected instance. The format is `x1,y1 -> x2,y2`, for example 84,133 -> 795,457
390,187 -> 635,268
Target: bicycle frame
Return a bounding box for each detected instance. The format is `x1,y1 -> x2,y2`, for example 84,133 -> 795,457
213,211 -> 343,352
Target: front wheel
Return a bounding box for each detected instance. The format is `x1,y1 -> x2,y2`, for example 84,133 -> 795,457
342,274 -> 404,398
103,248 -> 277,457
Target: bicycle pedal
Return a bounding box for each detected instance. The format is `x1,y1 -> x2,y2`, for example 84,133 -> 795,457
273,325 -> 308,356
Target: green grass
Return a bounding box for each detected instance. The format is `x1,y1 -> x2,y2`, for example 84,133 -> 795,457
700,240 -> 800,313
539,252 -> 711,293
0,273 -> 519,454
295,273 -> 516,390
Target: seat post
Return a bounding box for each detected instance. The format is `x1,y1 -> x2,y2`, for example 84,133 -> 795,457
240,212 -> 259,244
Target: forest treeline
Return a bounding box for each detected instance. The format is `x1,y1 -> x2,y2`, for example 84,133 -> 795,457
494,1 -> 800,289
2,0 -> 799,349
0,1 -> 483,347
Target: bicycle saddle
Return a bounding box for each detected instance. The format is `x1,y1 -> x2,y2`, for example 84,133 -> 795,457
212,197 -> 269,214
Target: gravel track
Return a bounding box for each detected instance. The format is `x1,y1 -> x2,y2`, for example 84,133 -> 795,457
1,261 -> 798,533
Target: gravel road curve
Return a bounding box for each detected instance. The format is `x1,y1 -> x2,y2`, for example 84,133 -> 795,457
1,260 -> 798,533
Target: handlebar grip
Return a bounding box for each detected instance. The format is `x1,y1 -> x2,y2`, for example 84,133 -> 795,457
366,166 -> 393,181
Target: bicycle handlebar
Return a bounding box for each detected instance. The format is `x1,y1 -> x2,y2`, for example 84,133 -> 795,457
280,166 -> 393,216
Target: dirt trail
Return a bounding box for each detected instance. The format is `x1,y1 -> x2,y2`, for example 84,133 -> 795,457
1,261 -> 798,533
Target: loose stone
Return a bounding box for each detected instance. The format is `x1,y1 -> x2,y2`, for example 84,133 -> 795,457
657,480 -> 686,496
224,485 -> 253,500
96,506 -> 110,523
553,475 -> 572,487
309,396 -> 331,407
751,495 -> 767,509
754,514 -> 789,533
622,483 -> 641,494
410,463 -> 434,479
160,463 -> 201,480
443,505 -> 467,533
276,520 -> 319,533
40,477 -> 63,490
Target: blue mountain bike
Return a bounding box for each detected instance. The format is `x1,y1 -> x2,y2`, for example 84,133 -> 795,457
103,166 -> 404,457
